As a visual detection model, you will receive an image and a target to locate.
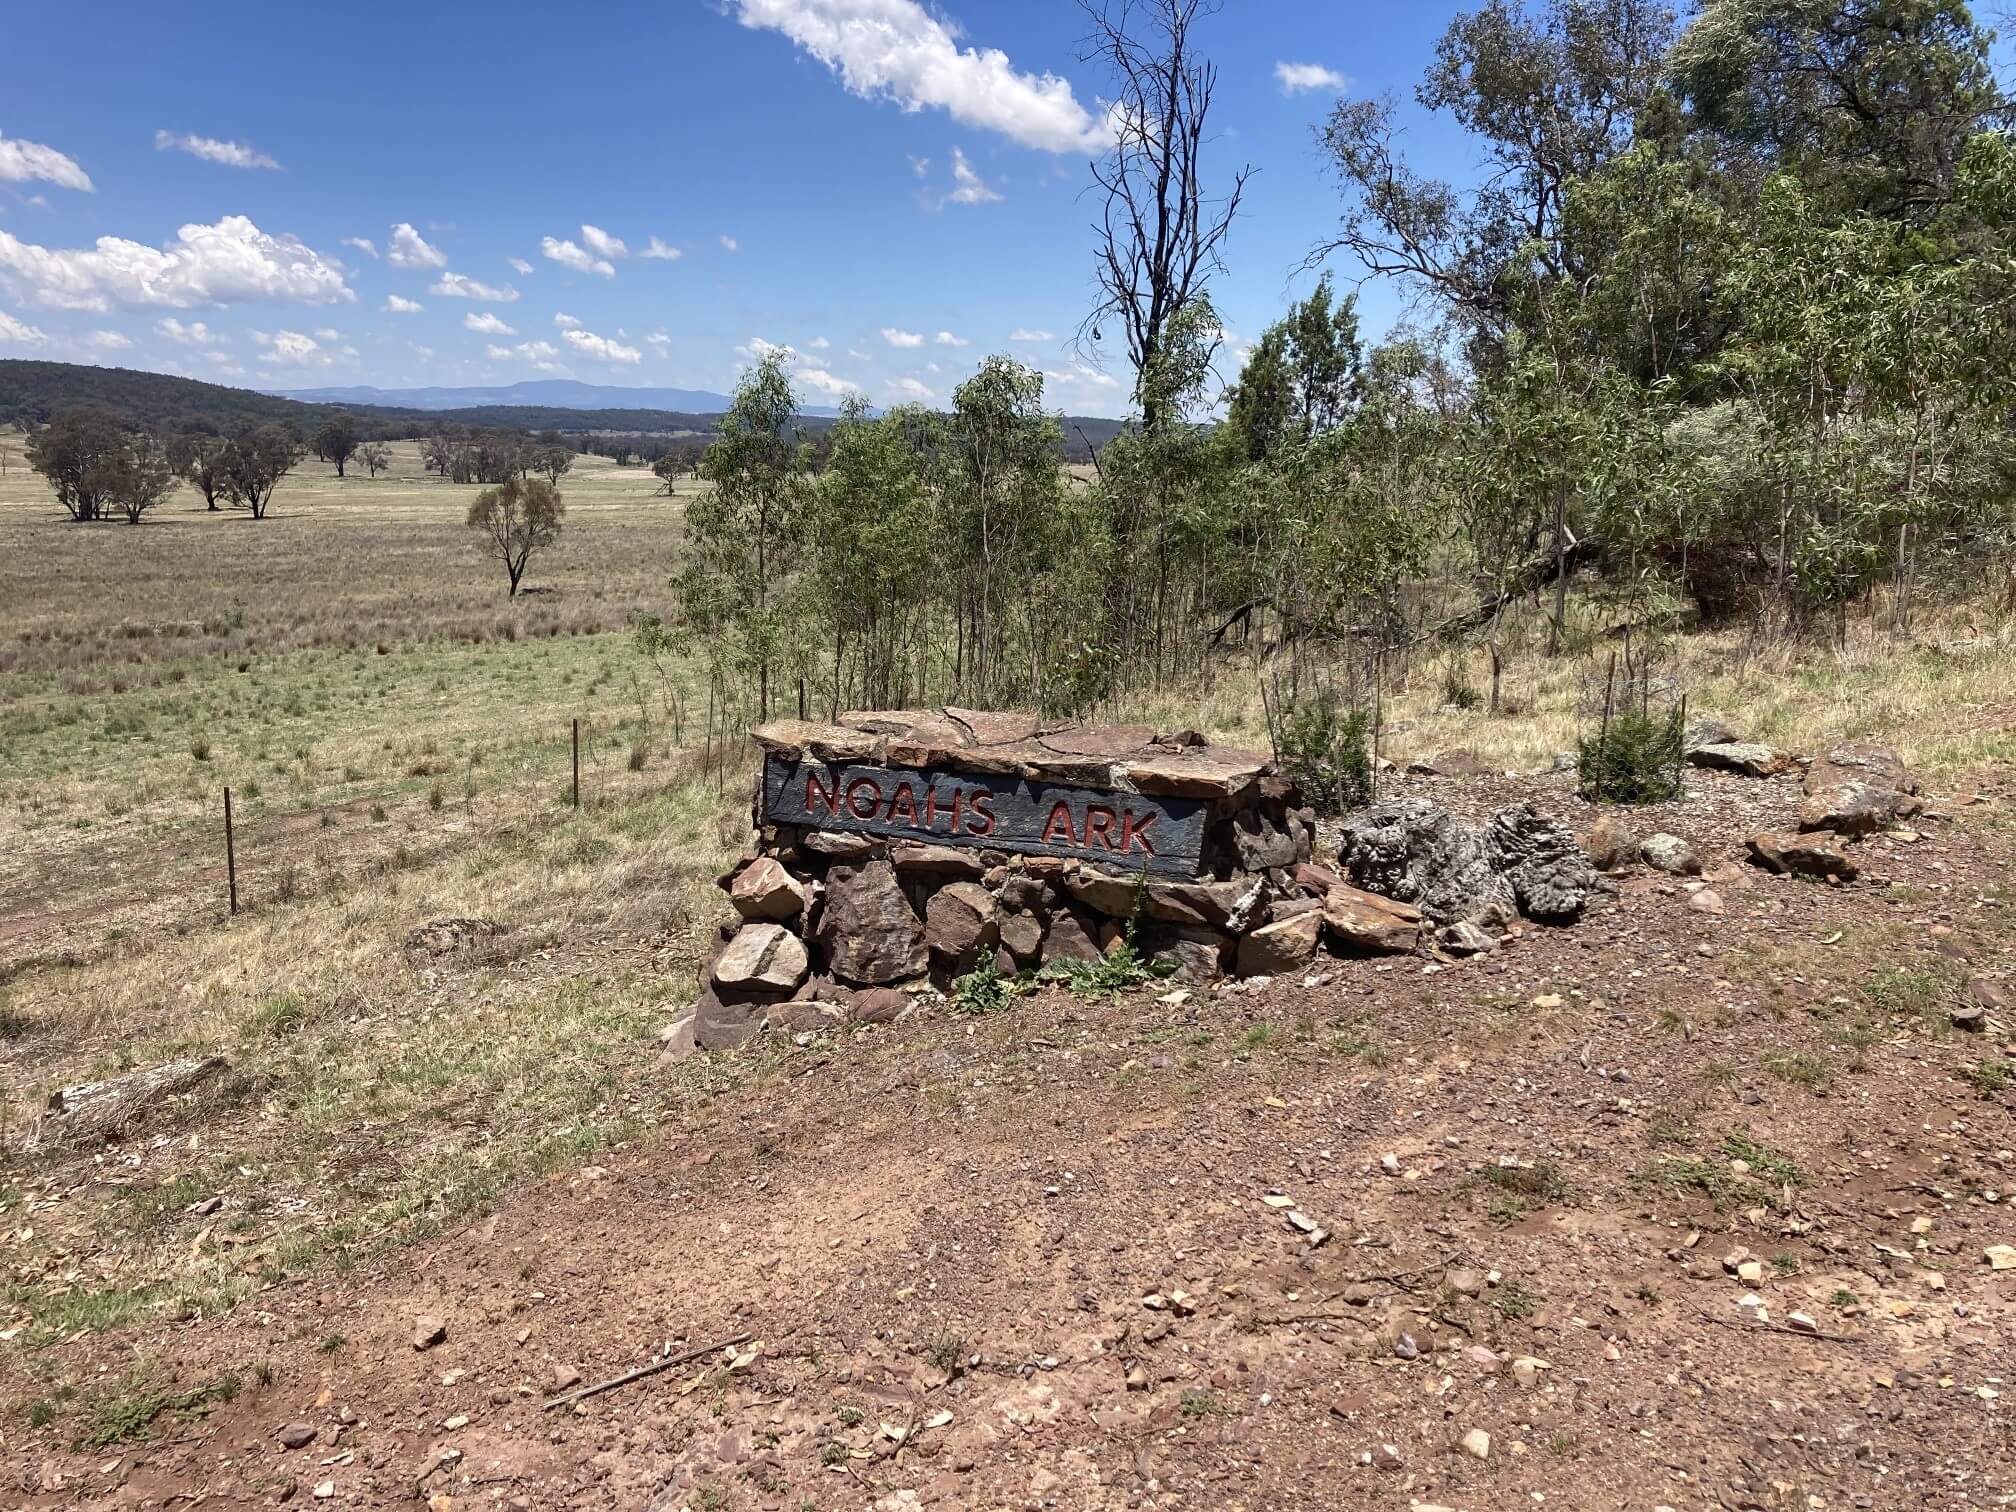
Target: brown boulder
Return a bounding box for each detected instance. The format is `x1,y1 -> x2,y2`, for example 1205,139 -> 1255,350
925,881 -> 999,968
1146,927 -> 1224,985
728,857 -> 808,921
997,872 -> 1049,914
816,860 -> 928,984
1321,885 -> 1422,955
1292,861 -> 1343,896
693,987 -> 765,1050
1236,909 -> 1322,976
1041,908 -> 1103,964
765,999 -> 847,1034
712,922 -> 810,996
850,987 -> 911,1024
1227,808 -> 1298,871
998,909 -> 1044,963
1583,816 -> 1637,872
1747,829 -> 1858,881
1799,747 -> 1921,836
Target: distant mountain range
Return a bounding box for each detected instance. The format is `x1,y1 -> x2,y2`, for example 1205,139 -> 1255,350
0,361 -> 1129,461
270,378 -> 848,418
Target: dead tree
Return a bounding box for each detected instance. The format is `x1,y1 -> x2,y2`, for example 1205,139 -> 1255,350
1078,0 -> 1249,433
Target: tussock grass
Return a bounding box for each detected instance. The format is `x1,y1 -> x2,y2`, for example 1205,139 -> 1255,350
1108,587 -> 2013,785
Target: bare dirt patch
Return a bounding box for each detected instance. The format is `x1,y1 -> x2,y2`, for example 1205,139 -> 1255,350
6,760 -> 2013,1510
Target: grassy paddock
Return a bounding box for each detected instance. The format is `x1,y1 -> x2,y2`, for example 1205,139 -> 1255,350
0,426 -> 2011,1372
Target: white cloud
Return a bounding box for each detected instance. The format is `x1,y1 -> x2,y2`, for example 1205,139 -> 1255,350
431,271 -> 519,301
0,216 -> 352,312
86,329 -> 133,351
795,365 -> 857,397
0,308 -> 48,344
733,0 -> 1113,153
641,237 -> 683,261
890,377 -> 934,401
947,146 -> 1001,205
487,338 -> 565,373
154,130 -> 281,170
805,335 -> 830,349
155,317 -> 221,345
313,326 -> 341,341
1052,362 -> 1122,390
387,222 -> 447,269
648,331 -> 673,355
880,327 -> 924,348
256,329 -> 324,365
553,312 -> 582,328
719,234 -> 739,252
933,330 -> 967,347
909,155 -> 931,178
1274,61 -> 1350,96
508,256 -> 534,275
541,236 -> 615,278
383,294 -> 423,313
409,342 -> 434,359
1010,327 -> 1054,342
562,327 -> 641,363
580,224 -> 627,260
0,132 -> 92,192
342,236 -> 379,259
464,311 -> 516,335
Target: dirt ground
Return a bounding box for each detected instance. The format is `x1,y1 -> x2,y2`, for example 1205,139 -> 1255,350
6,757 -> 2013,1512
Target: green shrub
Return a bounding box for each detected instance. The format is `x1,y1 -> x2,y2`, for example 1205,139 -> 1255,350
1578,705 -> 1683,804
1273,688 -> 1373,816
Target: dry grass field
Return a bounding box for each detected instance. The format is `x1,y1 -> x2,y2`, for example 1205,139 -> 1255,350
1,431 -> 2014,1505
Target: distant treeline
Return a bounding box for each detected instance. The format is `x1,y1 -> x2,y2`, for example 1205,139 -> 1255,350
0,361 -> 1125,462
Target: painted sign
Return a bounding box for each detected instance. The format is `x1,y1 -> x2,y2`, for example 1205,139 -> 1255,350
761,756 -> 1208,878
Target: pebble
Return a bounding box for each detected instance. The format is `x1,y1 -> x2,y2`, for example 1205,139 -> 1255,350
1459,1427 -> 1491,1460
412,1315 -> 448,1351
1689,889 -> 1725,916
1986,1245 -> 2016,1270
276,1423 -> 316,1449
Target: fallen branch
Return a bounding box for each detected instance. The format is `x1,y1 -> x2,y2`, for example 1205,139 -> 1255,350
542,1332 -> 754,1410
1697,1313 -> 1860,1345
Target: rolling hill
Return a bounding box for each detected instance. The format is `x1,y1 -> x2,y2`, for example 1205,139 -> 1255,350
270,379 -> 754,414
0,360 -> 1128,460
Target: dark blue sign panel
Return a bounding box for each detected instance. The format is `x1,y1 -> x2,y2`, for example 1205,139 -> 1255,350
762,756 -> 1208,878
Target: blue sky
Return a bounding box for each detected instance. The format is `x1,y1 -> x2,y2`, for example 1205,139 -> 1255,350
4,1 -> 1526,416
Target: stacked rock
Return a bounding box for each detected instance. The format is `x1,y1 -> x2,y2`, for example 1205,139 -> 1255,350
695,709 -> 1425,1047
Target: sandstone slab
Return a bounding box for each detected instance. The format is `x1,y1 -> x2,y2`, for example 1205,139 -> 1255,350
713,922 -> 810,996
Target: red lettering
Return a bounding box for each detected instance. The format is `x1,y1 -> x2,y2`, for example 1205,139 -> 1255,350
1082,805 -> 1118,851
949,786 -> 964,834
804,768 -> 841,816
885,781 -> 920,827
1120,809 -> 1158,857
966,792 -> 997,836
844,776 -> 882,819
1040,800 -> 1077,846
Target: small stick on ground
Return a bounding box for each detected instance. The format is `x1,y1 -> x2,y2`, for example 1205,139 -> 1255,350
1698,1313 -> 1861,1345
542,1332 -> 754,1410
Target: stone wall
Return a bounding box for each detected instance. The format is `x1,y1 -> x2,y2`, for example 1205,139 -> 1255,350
693,709 -> 1600,1049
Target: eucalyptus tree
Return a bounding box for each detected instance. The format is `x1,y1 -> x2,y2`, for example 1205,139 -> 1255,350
682,353 -> 812,720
